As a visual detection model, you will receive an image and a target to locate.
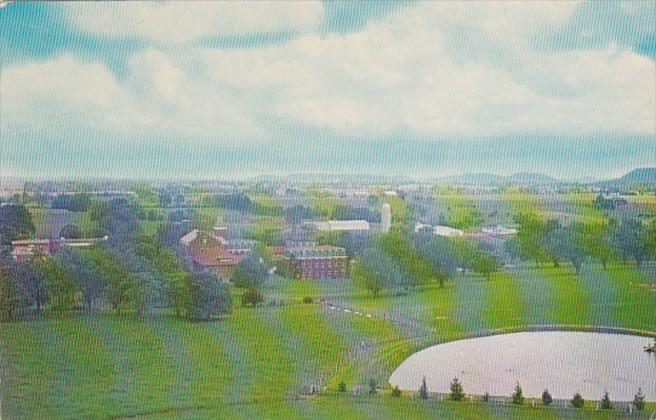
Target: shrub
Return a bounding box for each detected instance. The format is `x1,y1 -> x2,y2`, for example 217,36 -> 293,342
633,388 -> 645,411
302,296 -> 313,304
483,393 -> 490,402
571,392 -> 585,408
419,377 -> 429,400
368,378 -> 377,395
541,389 -> 553,406
600,391 -> 612,410
450,377 -> 464,401
338,381 -> 347,393
241,288 -> 264,307
391,385 -> 402,397
512,383 -> 524,405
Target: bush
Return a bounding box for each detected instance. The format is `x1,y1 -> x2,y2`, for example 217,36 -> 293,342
241,288 -> 264,307
302,296 -> 313,304
600,391 -> 612,410
512,383 -> 524,405
450,377 -> 464,401
368,378 -> 377,395
633,388 -> 645,411
391,385 -> 402,397
59,224 -> 82,239
338,381 -> 347,393
483,393 -> 490,402
419,377 -> 429,400
571,392 -> 585,408
541,389 -> 553,406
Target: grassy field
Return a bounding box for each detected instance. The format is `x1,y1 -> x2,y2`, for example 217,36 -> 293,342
2,260 -> 654,418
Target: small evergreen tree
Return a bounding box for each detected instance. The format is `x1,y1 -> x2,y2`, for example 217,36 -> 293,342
391,385 -> 402,397
571,392 -> 585,408
419,377 -> 429,400
483,392 -> 490,402
450,377 -> 464,401
512,383 -> 524,405
541,389 -> 553,406
600,391 -> 612,410
633,388 -> 645,411
368,378 -> 377,395
338,380 -> 347,393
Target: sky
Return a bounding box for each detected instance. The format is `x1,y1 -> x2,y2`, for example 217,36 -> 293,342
1,1 -> 655,180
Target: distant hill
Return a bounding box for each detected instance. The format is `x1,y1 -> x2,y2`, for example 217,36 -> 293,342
597,167 -> 656,188
435,172 -> 558,186
506,172 -> 558,186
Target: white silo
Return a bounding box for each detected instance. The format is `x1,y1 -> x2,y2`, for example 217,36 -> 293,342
381,203 -> 392,233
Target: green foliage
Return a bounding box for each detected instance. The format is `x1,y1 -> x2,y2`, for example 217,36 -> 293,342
541,389 -> 553,406
241,288 -> 264,307
391,385 -> 402,397
0,204 -> 35,242
419,377 -> 429,400
511,383 -> 524,405
514,210 -> 549,265
350,259 -> 383,296
571,392 -> 585,408
302,296 -> 313,304
338,381 -> 347,393
450,377 -> 464,401
59,224 -> 82,239
34,256 -> 75,311
231,256 -> 268,289
378,232 -> 439,285
0,264 -> 17,322
600,391 -> 612,410
633,388 -> 645,411
368,378 -> 377,395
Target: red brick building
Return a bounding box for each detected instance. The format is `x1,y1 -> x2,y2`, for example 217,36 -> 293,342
282,245 -> 348,279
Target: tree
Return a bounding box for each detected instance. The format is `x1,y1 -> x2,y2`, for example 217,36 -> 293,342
512,383 -> 524,405
541,389 -> 553,406
514,210 -> 548,266
612,219 -> 649,267
571,392 -> 584,408
241,288 -> 263,307
13,260 -> 49,312
472,252 -> 499,280
450,377 -> 464,401
547,225 -> 586,274
600,391 -> 612,410
368,378 -> 377,395
633,388 -> 645,411
0,204 -> 35,242
231,256 -> 268,289
419,377 -> 429,400
59,224 -> 82,239
187,272 -> 232,320
39,256 -> 75,311
338,381 -> 347,393
391,385 -> 402,397
0,264 -> 17,321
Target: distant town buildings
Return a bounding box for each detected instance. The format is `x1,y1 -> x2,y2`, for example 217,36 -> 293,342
10,236 -> 108,262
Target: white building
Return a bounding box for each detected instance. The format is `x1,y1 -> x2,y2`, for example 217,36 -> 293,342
433,225 -> 465,238
481,226 -> 518,237
381,203 -> 392,233
306,220 -> 370,232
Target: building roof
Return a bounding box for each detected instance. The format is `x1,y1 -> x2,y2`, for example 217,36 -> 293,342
481,226 -> 518,237
433,225 -> 465,237
284,245 -> 348,259
307,220 -> 370,232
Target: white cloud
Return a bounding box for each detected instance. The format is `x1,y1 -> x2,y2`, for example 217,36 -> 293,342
64,1 -> 323,45
4,1 -> 654,147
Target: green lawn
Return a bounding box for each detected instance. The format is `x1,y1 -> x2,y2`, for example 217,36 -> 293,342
1,263 -> 655,418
